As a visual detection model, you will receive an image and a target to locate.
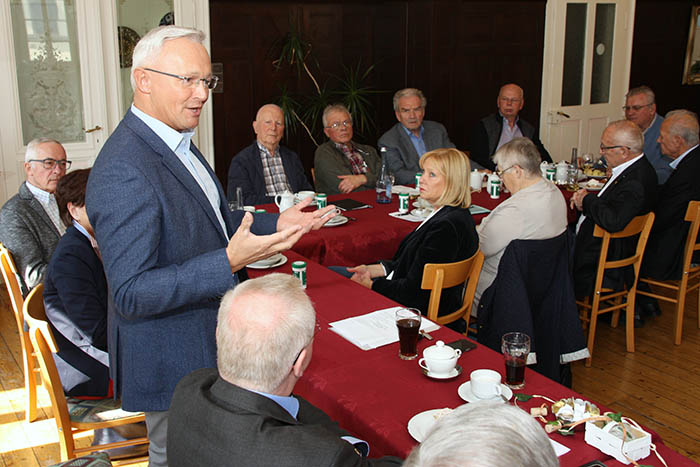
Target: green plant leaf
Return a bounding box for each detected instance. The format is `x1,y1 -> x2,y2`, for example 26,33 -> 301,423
514,394 -> 533,402
332,61 -> 384,139
608,412 -> 623,423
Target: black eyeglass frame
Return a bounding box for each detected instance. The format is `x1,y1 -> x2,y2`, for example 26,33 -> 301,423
27,158 -> 72,170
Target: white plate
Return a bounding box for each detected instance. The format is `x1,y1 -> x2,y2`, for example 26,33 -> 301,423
457,381 -> 513,403
323,215 -> 348,227
407,408 -> 452,442
410,208 -> 432,219
246,254 -> 288,270
421,364 -> 462,380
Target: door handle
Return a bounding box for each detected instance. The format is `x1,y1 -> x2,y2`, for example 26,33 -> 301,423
83,125 -> 103,133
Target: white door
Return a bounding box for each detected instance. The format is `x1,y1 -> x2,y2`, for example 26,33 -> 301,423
540,0 -> 636,162
0,0 -> 212,206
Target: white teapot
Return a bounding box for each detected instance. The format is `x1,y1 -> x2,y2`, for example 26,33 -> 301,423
418,340 -> 462,376
274,191 -> 295,212
470,170 -> 484,191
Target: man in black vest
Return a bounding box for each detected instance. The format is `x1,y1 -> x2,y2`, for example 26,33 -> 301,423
469,83 -> 552,171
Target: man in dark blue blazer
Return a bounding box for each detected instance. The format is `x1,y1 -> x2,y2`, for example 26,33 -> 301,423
86,26 -> 334,466
571,120 -> 658,324
227,104 -> 313,205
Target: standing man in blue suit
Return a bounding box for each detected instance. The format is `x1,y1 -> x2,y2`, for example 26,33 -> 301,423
378,88 -> 456,185
86,26 -> 334,466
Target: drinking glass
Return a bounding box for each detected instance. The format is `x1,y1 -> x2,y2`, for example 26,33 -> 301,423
501,332 -> 530,389
395,308 -> 421,360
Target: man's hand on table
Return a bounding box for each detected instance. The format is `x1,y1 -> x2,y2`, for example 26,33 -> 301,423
226,212 -> 305,273
348,264 -> 385,288
570,188 -> 589,211
337,175 -> 367,194
277,196 -> 338,232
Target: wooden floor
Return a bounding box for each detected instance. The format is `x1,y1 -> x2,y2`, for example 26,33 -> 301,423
1,283 -> 698,466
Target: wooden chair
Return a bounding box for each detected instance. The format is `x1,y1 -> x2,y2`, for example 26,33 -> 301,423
577,213 -> 655,367
637,201 -> 700,345
421,249 -> 484,330
23,284 -> 149,463
0,242 -> 39,422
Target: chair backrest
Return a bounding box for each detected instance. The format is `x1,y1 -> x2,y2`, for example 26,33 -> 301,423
0,243 -> 26,338
421,249 -> 484,324
682,201 -> 700,274
23,284 -> 77,457
591,212 -> 655,294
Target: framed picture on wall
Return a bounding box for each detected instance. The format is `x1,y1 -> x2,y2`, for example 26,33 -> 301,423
682,5 -> 700,84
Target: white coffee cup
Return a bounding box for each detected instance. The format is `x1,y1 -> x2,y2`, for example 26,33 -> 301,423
274,191 -> 295,212
418,340 -> 462,375
469,170 -> 483,191
295,190 -> 316,203
470,369 -> 503,399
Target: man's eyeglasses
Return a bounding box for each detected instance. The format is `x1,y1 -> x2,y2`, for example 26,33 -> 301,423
326,120 -> 352,130
622,103 -> 652,112
495,165 -> 516,177
144,67 -> 219,90
600,144 -> 630,152
293,320 -> 323,364
27,158 -> 72,170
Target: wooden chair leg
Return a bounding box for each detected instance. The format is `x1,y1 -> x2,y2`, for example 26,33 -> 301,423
674,281 -> 687,346
610,295 -> 622,328
625,299 -> 635,353
585,307 -> 599,367
24,351 -> 38,423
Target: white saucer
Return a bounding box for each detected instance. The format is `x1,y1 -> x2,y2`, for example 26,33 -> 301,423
407,408 -> 452,442
421,365 -> 462,380
246,254 -> 288,269
457,381 -> 513,403
323,215 -> 348,227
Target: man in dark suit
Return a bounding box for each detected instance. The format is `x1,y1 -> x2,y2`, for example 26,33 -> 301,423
571,120 -> 658,325
468,83 -> 552,171
378,88 -> 456,185
168,273 -> 401,467
638,110 -> 700,313
227,104 -> 313,205
86,26 -> 334,466
0,138 -> 69,295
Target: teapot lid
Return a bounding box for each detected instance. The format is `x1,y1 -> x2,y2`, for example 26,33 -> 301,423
423,340 -> 457,359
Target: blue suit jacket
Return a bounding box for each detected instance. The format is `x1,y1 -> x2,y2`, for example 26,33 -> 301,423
86,110 -> 277,411
227,142 -> 312,205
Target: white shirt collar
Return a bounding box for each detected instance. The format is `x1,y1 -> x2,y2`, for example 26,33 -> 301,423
669,144 -> 698,170
25,182 -> 52,204
131,104 -> 193,155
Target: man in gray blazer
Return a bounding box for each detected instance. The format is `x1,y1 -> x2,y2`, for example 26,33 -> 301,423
86,26 -> 334,466
377,88 -> 455,185
168,274 -> 401,467
0,138 -> 69,295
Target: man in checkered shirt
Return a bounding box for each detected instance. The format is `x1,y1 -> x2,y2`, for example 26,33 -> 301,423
228,104 -> 313,205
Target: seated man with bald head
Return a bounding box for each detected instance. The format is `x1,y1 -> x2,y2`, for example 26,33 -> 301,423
228,104 -> 313,205
167,274 -> 401,467
637,110 -> 700,316
570,120 -> 658,324
468,83 -> 552,171
0,138 -> 70,295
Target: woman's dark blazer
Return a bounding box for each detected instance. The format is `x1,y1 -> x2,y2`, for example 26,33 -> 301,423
43,225 -> 110,397
372,205 -> 478,316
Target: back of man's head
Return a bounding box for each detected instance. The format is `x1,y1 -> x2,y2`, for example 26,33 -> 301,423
605,119 -> 644,154
403,402 -> 558,467
665,109 -> 700,147
216,273 -> 315,393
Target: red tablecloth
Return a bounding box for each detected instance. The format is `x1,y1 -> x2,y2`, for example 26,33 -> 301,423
257,187 -> 572,266
248,252 -> 693,466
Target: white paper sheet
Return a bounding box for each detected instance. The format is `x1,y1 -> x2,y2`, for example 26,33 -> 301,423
329,306 -> 440,351
391,185 -> 420,196
550,438 -> 570,457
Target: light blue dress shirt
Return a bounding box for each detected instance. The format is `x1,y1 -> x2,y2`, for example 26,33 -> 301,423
402,125 -> 427,158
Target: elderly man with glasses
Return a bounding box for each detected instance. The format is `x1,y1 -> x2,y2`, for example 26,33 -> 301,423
314,104 -> 381,195
0,137 -> 70,295
624,85 -> 672,184
468,83 -> 552,172
570,120 -> 658,327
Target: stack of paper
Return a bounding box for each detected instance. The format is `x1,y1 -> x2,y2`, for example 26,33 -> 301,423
329,306 -> 440,351
392,185 -> 419,196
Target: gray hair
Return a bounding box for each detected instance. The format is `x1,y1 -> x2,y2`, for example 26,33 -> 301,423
626,85 -> 655,104
393,88 -> 427,112
322,103 -> 352,128
492,137 -> 542,177
130,26 -> 206,91
606,119 -> 644,153
216,273 -> 315,392
665,109 -> 700,146
25,137 -> 62,162
404,402 -> 558,467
